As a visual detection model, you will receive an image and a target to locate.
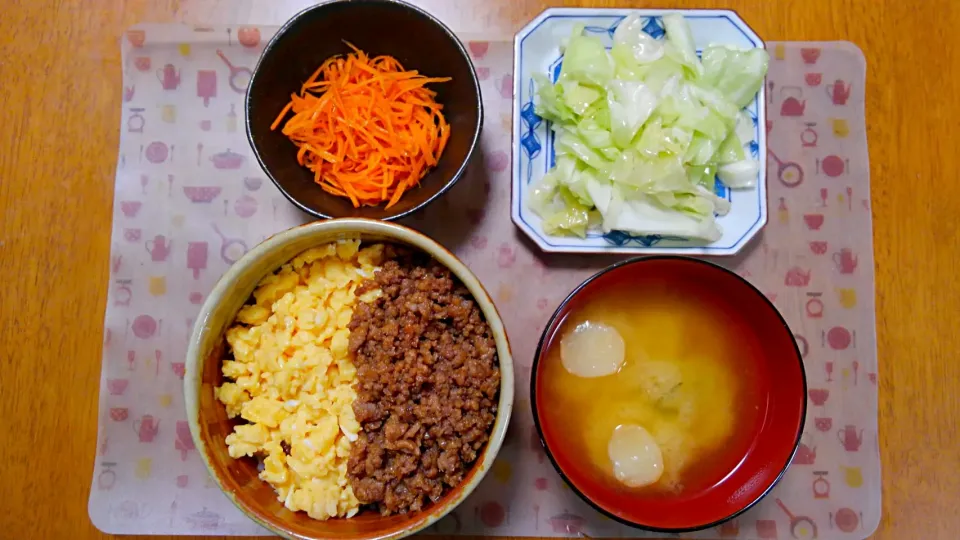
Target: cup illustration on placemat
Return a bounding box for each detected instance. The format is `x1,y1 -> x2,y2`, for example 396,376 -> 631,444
126,29 -> 146,48
836,289 -> 857,311
107,378 -> 129,396
840,466 -> 863,488
135,458 -> 152,480
800,47 -> 820,64
149,276 -> 166,296
832,117 -> 850,137
161,104 -> 177,123
755,519 -> 777,539
803,213 -> 825,230
809,388 -> 829,407
120,201 -> 142,218
244,177 -> 263,191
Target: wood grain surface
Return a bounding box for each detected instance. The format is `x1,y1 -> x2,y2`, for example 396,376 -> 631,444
1,0 -> 957,539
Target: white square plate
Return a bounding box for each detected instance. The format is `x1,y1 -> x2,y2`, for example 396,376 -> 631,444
512,8 -> 767,255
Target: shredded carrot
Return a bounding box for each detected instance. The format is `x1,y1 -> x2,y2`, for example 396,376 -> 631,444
271,43 -> 452,209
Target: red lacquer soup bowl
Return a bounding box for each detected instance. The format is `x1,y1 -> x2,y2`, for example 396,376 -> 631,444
531,256 -> 806,532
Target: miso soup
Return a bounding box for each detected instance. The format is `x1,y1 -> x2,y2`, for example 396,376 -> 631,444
535,270 -> 768,499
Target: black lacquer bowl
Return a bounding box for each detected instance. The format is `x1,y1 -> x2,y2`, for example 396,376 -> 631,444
246,0 -> 482,220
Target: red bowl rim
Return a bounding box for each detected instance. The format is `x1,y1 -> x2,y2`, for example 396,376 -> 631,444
530,255 -> 807,533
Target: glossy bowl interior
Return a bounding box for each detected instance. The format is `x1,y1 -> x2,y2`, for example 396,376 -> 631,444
246,0 -> 482,220
184,219 -> 513,540
532,257 -> 805,532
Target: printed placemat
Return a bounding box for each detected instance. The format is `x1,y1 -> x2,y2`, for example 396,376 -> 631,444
91,25 -> 878,539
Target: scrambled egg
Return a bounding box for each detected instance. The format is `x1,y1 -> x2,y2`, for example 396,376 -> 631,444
216,239 -> 383,520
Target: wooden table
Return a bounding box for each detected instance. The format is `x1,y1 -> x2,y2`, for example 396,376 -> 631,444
1,0 -> 957,538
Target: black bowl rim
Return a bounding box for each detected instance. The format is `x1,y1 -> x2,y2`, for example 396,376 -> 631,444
245,0 -> 483,221
529,255 -> 807,533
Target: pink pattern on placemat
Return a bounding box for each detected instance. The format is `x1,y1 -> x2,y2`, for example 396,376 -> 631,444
92,31 -> 879,539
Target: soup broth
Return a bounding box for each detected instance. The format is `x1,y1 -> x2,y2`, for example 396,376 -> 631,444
537,274 -> 768,499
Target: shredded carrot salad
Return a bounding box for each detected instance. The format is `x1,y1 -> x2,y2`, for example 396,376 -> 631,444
271,43 -> 452,209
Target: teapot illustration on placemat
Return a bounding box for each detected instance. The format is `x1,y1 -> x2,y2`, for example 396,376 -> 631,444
834,248 -> 859,274
793,433 -> 817,465
145,235 -> 171,262
826,79 -> 851,105
156,63 -> 181,90
838,425 -> 863,452
780,86 -> 805,116
133,414 -> 160,443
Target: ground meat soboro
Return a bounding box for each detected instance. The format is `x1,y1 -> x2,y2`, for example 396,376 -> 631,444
346,247 -> 500,515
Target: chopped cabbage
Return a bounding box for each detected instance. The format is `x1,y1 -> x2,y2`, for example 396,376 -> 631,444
529,14 -> 767,241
